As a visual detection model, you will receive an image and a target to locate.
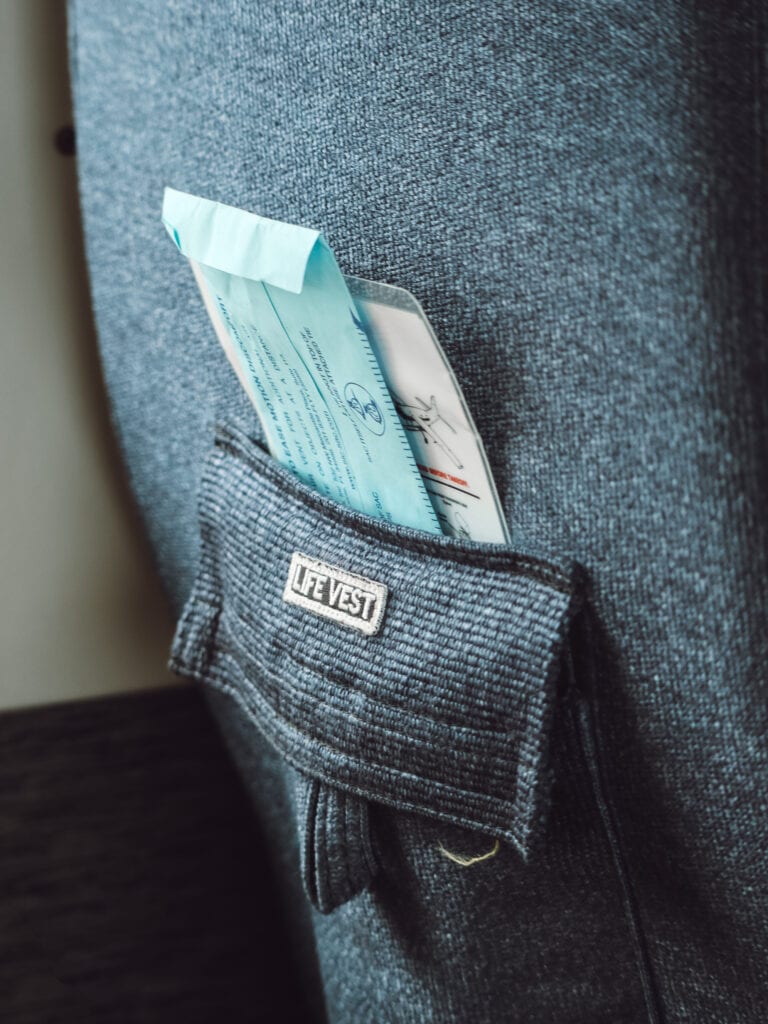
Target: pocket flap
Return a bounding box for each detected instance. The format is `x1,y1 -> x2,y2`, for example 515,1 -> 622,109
171,425 -> 584,859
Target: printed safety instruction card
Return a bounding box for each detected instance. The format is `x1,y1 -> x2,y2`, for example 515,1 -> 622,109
347,277 -> 509,544
162,188 -> 509,544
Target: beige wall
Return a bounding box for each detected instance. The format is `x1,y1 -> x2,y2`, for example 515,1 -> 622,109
0,1 -> 179,709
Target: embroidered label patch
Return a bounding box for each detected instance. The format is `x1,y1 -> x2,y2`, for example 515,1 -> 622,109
282,552 -> 387,635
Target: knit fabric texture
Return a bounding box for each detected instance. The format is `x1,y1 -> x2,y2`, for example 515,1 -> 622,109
69,1 -> 768,1021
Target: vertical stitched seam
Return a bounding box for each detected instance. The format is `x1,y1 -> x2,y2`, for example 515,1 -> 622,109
339,788 -> 356,898
320,784 -> 334,911
572,685 -> 664,1024
303,776 -> 321,908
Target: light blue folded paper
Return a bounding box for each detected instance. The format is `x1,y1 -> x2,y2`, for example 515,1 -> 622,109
162,188 -> 441,533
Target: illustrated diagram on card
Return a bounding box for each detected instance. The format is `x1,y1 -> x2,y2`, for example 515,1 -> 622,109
346,277 -> 510,544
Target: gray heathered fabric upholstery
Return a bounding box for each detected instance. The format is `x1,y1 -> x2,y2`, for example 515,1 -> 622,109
70,1 -> 768,1020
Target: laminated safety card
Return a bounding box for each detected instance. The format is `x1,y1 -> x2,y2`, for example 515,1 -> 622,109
346,278 -> 510,544
162,188 -> 440,534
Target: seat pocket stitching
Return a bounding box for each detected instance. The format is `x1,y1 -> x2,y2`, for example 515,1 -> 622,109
218,614 -> 544,796
197,653 -> 532,858
212,425 -> 576,592
222,604 -> 554,746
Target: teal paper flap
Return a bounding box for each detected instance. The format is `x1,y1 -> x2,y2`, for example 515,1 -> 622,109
162,187 -> 320,294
